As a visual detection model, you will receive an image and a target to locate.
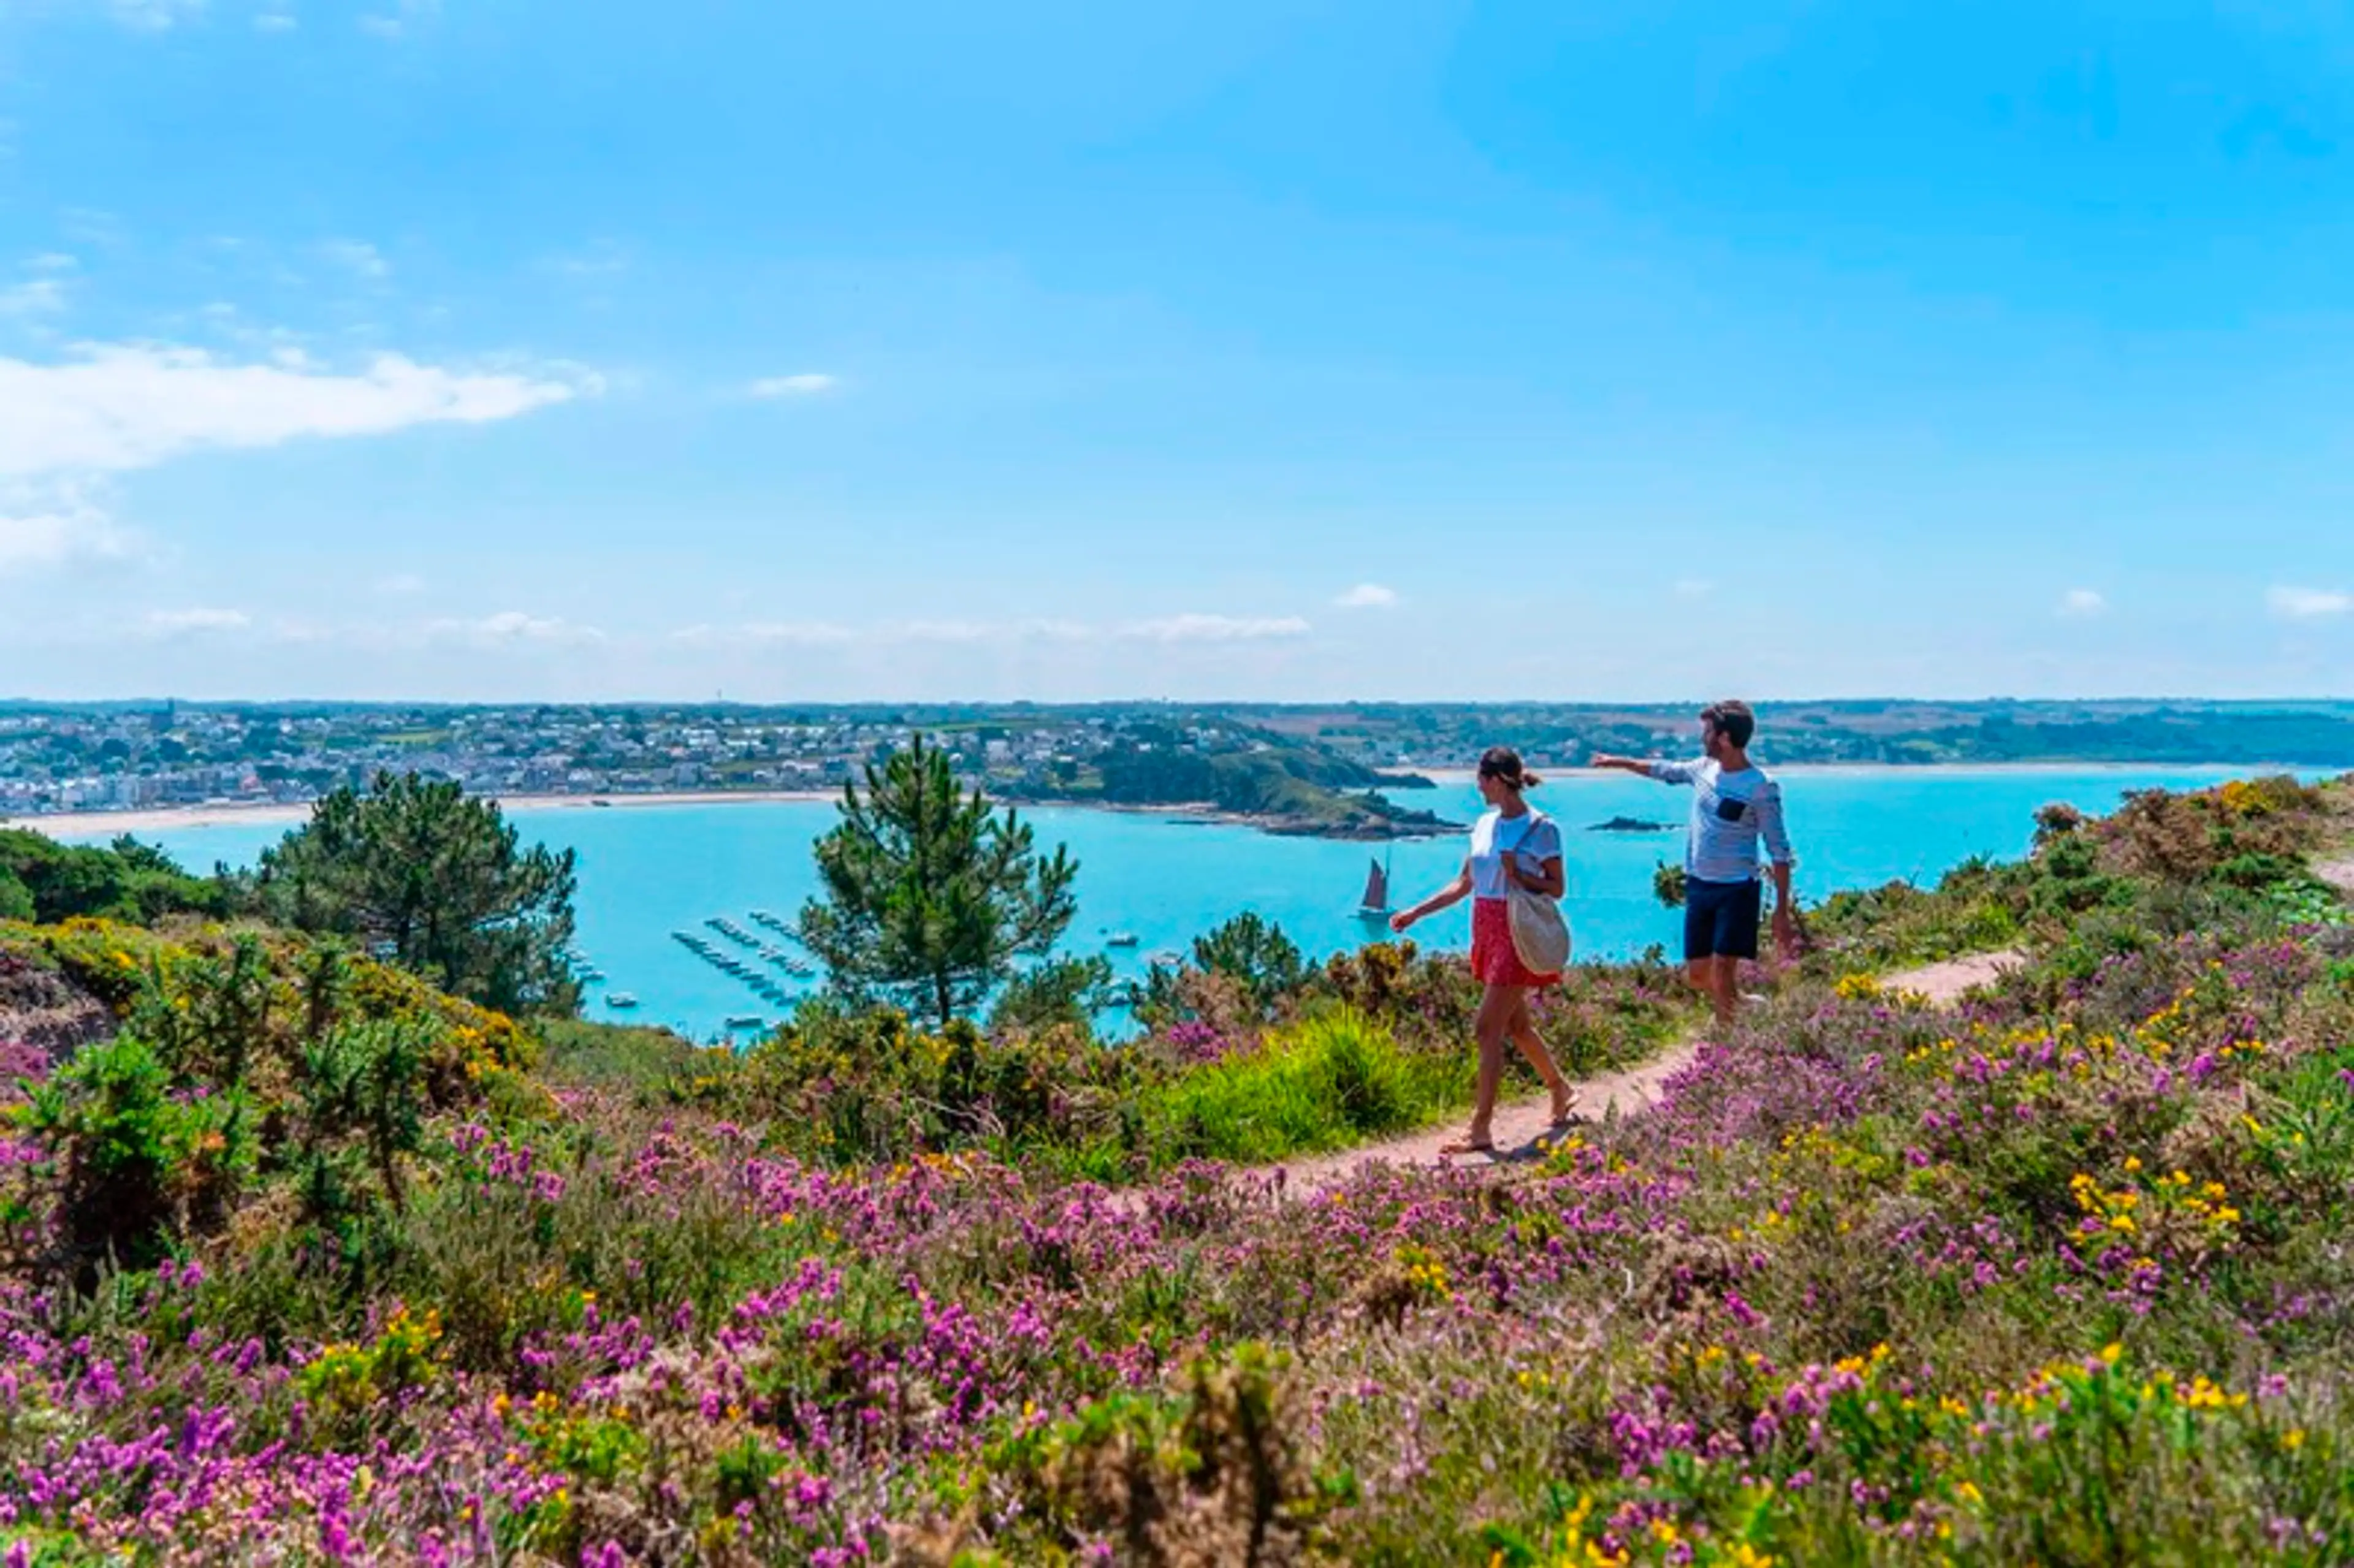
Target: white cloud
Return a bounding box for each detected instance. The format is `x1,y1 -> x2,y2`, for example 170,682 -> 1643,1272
375,572 -> 427,596
2060,588 -> 2107,617
26,255 -> 76,275
145,607 -> 251,636
1335,583 -> 1398,609
254,10 -> 296,30
320,240 -> 390,281
428,611 -> 606,649
2269,585 -> 2352,620
1119,614 -> 1311,644
1673,578 -> 1715,599
0,345 -> 591,479
0,490 -> 138,576
748,373 -> 839,399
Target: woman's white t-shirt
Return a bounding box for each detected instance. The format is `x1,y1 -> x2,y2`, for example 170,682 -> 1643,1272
1469,808 -> 1563,898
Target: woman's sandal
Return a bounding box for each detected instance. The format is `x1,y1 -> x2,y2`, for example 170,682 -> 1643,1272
1438,1135 -> 1498,1158
1548,1094 -> 1581,1127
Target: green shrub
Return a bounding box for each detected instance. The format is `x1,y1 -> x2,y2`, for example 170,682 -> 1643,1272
19,1032 -> 255,1276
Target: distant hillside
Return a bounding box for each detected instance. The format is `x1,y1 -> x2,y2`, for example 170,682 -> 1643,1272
1007,726 -> 1452,838
1248,699 -> 2354,769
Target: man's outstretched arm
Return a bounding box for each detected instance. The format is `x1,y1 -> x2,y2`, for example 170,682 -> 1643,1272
1591,752 -> 1697,783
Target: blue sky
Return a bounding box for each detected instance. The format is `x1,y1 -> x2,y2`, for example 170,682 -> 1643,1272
0,0 -> 2348,701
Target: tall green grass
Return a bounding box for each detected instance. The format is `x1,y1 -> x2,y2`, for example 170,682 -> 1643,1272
1130,1007 -> 1472,1168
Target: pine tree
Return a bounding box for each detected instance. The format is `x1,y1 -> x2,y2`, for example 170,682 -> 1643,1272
799,736 -> 1078,1027
254,772 -> 579,1016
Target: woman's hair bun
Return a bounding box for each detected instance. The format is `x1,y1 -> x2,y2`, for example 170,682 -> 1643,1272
1476,745 -> 1537,789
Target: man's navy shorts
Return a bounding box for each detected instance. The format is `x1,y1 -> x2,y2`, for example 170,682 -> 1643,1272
1685,875 -> 1762,961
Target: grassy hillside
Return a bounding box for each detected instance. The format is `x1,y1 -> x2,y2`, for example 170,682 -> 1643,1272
3,776 -> 2353,1562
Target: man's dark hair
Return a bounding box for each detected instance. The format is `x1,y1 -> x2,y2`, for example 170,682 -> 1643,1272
1701,699 -> 1756,750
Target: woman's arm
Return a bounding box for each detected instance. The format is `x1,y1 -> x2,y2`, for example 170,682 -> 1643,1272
1390,859 -> 1472,933
1500,853 -> 1566,899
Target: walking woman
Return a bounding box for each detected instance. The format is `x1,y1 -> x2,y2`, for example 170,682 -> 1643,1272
1390,747 -> 1577,1155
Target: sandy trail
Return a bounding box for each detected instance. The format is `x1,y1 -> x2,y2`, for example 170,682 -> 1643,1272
2317,859 -> 2354,896
1247,950 -> 2023,1197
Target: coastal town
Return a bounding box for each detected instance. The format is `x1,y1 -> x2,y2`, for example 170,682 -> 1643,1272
0,702 -> 1437,828
0,703 -> 1097,818
6,698 -> 2354,826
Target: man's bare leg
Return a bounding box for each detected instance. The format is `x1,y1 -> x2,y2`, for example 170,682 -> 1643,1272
1686,955 -> 1737,1030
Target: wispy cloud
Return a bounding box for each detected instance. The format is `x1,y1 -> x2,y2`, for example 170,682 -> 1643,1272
358,0 -> 435,39
676,621 -> 859,650
319,240 -> 390,281
678,613 -> 1310,650
1674,578 -> 1715,599
107,0 -> 205,29
1335,583 -> 1398,609
427,611 -> 606,649
0,345 -> 594,479
0,279 -> 69,318
2269,585 -> 2352,620
145,607 -> 251,636
547,241 -> 631,280
2060,588 -> 2107,617
1121,614 -> 1310,643
375,573 -> 427,596
748,373 -> 839,399
59,211 -> 124,249
254,9 -> 295,30
0,489 -> 140,577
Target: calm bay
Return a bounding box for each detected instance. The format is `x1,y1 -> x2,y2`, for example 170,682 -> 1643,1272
57,764 -> 2316,1041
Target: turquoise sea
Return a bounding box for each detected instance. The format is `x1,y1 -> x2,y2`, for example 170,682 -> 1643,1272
59,766 -> 2317,1041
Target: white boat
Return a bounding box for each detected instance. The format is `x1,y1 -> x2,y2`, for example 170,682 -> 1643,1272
1106,932 -> 1140,948
606,992 -> 640,1010
725,1013 -> 764,1029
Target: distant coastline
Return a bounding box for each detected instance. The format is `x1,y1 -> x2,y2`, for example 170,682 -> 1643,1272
13,758 -> 2331,843
10,789 -> 840,839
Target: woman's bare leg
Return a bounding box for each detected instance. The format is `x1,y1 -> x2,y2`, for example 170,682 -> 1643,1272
1442,983 -> 1515,1154
1507,992 -> 1576,1121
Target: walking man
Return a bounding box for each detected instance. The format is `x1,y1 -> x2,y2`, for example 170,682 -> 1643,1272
1591,699 -> 1795,1030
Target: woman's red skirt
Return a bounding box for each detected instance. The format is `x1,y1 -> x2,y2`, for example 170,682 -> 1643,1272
1469,896 -> 1561,988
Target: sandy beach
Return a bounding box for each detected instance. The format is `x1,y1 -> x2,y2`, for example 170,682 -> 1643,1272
5,789 -> 842,840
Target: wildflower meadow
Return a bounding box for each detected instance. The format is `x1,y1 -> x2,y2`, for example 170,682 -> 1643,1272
4,774 -> 2353,1564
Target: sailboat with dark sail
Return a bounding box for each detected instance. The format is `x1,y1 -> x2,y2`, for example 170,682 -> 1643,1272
1355,848 -> 1393,921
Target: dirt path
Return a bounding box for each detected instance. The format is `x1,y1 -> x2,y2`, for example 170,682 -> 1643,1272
1252,950 -> 2024,1196
1877,949 -> 2024,1004
2317,859 -> 2354,896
